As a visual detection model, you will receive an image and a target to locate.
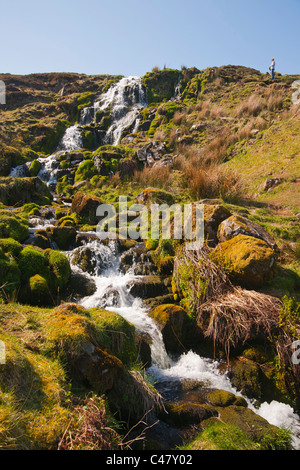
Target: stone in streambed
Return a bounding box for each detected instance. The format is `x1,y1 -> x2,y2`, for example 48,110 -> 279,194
128,275 -> 168,299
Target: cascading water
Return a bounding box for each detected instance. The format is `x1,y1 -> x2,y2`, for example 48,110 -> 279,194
9,76 -> 147,185
68,239 -> 171,370
67,238 -> 300,449
94,76 -> 148,145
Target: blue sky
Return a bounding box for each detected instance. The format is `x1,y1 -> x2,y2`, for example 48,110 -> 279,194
1,0 -> 299,76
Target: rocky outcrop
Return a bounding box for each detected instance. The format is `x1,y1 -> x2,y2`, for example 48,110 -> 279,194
136,141 -> 169,167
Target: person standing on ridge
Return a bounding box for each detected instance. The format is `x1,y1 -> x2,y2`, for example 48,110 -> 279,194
269,58 -> 275,80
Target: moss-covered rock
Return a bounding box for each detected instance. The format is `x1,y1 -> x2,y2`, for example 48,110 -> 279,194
212,234 -> 276,288
0,145 -> 24,176
217,405 -> 290,446
28,274 -> 52,306
163,402 -> 217,427
128,275 -> 168,299
28,159 -> 41,177
0,177 -> 52,206
89,307 -> 137,366
206,389 -> 247,407
0,238 -> 23,257
0,210 -> 29,242
227,358 -> 263,400
45,226 -> 76,250
74,160 -> 97,183
18,246 -> 48,282
182,419 -> 291,450
184,421 -> 260,450
71,192 -> 104,225
142,69 -> 181,104
46,250 -> 71,289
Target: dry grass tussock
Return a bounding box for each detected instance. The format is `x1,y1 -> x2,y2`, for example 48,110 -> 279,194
133,164 -> 171,189
174,150 -> 242,202
195,99 -> 227,120
234,89 -> 285,119
234,94 -> 264,118
237,116 -> 268,140
58,395 -> 121,450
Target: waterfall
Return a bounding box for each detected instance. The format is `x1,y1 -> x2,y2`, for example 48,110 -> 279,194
10,76 -> 147,185
174,72 -> 182,98
94,76 -> 147,145
58,124 -> 83,152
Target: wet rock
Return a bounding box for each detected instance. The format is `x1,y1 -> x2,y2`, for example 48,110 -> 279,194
69,246 -> 96,274
75,231 -> 99,246
24,232 -> 50,249
128,275 -> 168,299
100,287 -> 121,308
63,272 -> 97,301
149,304 -> 191,354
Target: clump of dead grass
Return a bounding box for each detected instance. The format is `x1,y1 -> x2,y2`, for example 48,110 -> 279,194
133,164 -> 171,189
234,94 -> 264,118
58,394 -> 121,450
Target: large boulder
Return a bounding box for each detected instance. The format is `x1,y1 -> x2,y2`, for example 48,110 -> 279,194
71,192 -> 104,225
217,214 -> 276,249
212,234 -> 276,288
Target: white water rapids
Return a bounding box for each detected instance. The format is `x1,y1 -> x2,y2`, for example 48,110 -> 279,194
68,239 -> 300,449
